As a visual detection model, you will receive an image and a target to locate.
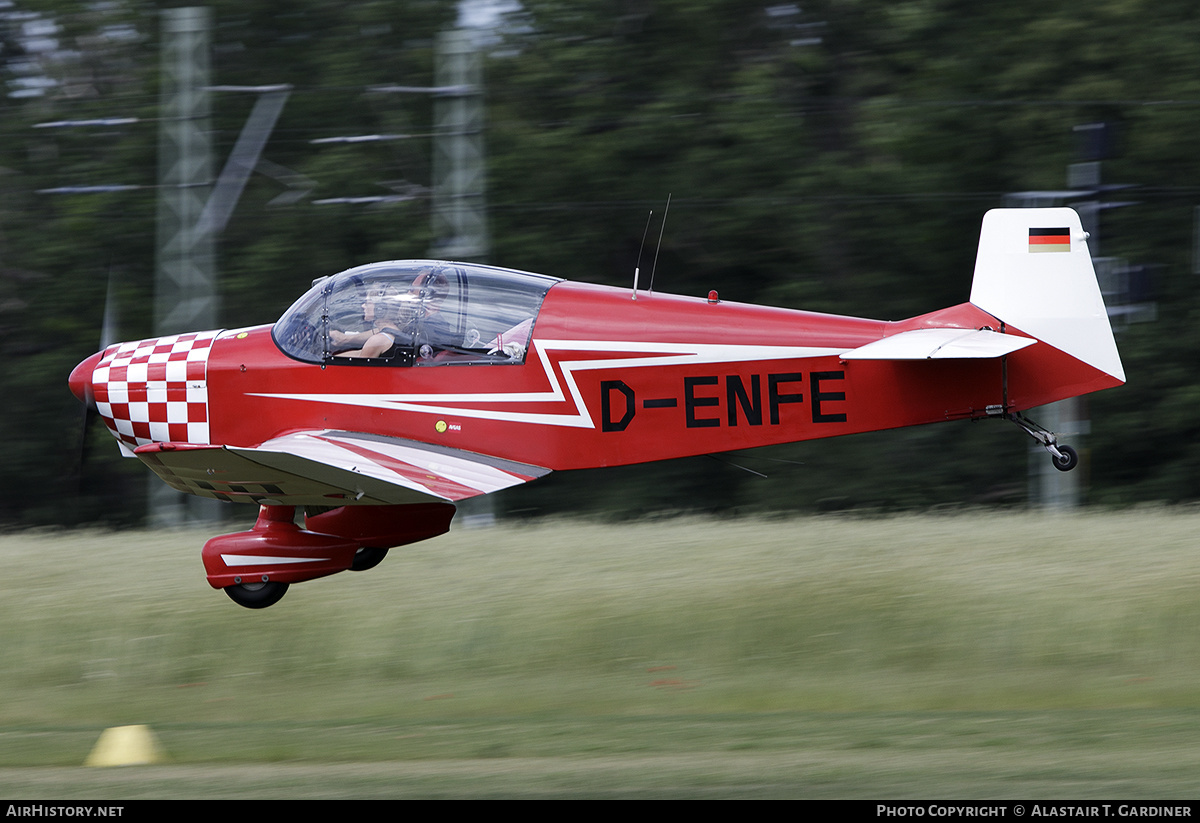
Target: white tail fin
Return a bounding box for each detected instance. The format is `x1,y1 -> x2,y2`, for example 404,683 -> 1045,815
970,207 -> 1124,383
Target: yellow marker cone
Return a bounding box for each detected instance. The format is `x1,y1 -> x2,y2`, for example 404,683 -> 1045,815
84,724 -> 165,767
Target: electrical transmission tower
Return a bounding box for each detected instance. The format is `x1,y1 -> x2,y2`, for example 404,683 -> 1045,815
430,29 -> 489,262
156,6 -> 215,337
153,7 -> 291,526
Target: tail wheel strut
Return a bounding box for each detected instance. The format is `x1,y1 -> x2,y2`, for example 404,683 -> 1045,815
1007,412 -> 1079,472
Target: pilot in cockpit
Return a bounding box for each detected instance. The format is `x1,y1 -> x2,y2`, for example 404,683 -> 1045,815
332,269 -> 452,360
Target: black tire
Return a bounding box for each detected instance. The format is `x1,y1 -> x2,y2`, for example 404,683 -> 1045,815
350,546 -> 389,572
224,580 -> 289,609
1052,444 -> 1079,472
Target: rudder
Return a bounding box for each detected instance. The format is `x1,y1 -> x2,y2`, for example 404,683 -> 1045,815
969,207 -> 1124,384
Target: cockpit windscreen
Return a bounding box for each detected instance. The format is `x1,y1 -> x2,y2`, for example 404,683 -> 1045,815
273,261 -> 558,367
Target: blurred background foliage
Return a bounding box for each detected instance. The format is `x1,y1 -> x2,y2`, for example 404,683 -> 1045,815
0,0 -> 1196,526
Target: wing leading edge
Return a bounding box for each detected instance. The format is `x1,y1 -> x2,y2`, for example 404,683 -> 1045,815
133,430 -> 550,506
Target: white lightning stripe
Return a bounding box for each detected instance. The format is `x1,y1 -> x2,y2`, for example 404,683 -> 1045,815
245,432 -> 529,498
222,554 -> 329,566
250,340 -> 845,429
246,434 -> 449,497
312,434 -> 530,489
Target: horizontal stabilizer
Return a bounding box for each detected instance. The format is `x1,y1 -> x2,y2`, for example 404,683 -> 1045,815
841,328 -> 1035,361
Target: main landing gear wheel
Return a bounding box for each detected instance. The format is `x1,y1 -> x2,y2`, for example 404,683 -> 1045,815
1052,444 -> 1079,473
224,580 -> 289,609
350,546 -> 389,572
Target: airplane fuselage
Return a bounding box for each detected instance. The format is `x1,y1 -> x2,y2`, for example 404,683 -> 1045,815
75,279 -> 1117,474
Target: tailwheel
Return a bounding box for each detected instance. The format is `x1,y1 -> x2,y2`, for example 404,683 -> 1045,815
224,580 -> 289,609
1007,412 -> 1080,472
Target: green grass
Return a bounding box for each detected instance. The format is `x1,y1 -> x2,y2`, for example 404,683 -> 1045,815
2,509 -> 1200,796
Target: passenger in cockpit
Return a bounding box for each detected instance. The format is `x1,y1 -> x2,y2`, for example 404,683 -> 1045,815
410,269 -> 454,361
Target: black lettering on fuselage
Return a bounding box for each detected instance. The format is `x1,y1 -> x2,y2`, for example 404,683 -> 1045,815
811,371 -> 847,423
726,374 -> 762,426
601,380 -> 636,431
684,375 -> 720,428
600,370 -> 847,432
768,373 -> 804,425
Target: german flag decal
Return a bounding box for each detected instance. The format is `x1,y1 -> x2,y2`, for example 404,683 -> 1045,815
1029,227 -> 1071,253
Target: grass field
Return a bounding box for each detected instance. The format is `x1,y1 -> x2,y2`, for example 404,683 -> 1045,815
2,509 -> 1199,797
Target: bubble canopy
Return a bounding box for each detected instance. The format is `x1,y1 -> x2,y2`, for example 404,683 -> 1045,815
272,261 -> 559,366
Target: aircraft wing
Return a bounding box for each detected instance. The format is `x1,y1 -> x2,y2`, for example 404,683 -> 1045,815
133,430 -> 550,506
840,328 -> 1035,361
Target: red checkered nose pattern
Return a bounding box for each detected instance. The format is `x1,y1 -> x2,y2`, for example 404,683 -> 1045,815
90,331 -> 220,449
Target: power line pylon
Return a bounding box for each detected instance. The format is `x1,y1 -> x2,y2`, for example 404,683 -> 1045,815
430,29 -> 489,262
156,6 -> 215,337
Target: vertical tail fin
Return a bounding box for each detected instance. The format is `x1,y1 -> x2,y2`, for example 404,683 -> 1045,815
970,207 -> 1124,384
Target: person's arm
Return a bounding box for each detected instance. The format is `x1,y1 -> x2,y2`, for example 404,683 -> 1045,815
341,331 -> 394,358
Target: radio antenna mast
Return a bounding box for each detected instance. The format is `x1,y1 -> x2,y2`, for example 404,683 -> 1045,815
632,209 -> 653,300
647,193 -> 671,295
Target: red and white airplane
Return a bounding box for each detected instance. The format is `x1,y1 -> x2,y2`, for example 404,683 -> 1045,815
68,208 -> 1123,608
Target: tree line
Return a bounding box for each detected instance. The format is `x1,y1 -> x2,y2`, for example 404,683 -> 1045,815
1,0 -> 1196,526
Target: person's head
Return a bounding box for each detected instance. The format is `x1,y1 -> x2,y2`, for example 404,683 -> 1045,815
410,268 -> 449,311
362,284 -> 404,326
